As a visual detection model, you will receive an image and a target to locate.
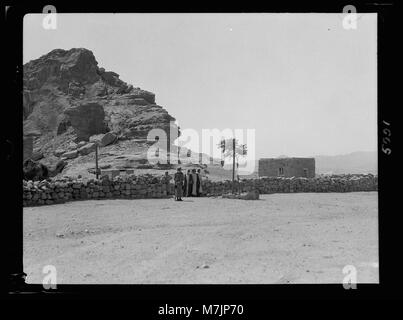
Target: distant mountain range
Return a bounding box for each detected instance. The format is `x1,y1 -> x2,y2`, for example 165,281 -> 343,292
314,151 -> 377,174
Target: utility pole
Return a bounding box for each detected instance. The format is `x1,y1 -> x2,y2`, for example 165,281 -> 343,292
232,138 -> 235,194
177,125 -> 181,164
167,133 -> 170,165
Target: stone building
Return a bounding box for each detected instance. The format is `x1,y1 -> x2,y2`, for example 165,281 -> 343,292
258,157 -> 315,178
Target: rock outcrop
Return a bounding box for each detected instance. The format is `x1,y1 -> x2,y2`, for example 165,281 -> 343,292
23,48 -> 178,176
23,159 -> 49,181
62,102 -> 108,140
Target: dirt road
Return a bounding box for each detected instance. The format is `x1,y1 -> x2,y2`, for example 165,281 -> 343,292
23,192 -> 378,284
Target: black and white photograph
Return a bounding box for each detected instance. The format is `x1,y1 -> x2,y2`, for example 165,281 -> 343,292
3,3 -> 398,303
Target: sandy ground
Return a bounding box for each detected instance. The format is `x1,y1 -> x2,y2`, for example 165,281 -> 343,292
23,192 -> 378,284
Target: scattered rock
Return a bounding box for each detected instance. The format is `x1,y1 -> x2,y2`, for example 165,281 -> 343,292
240,190 -> 260,200
62,150 -> 78,159
54,149 -> 66,157
78,142 -> 96,156
23,159 -> 49,181
100,132 -> 117,147
222,190 -> 259,200
89,134 -> 103,144
77,141 -> 86,148
66,141 -> 78,151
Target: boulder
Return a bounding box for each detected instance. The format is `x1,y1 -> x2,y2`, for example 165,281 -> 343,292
89,134 -> 103,144
240,190 -> 260,200
90,132 -> 117,147
100,132 -> 117,147
222,190 -> 260,200
77,141 -> 87,148
78,142 -> 96,156
62,150 -> 78,159
23,159 -> 49,181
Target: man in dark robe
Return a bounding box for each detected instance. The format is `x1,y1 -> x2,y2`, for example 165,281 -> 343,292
186,169 -> 193,196
174,167 -> 184,201
163,171 -> 172,197
191,169 -> 199,197
183,170 -> 190,197
183,170 -> 189,196
197,168 -> 203,196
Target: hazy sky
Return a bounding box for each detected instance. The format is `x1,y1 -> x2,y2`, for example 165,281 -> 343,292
24,13 -> 377,158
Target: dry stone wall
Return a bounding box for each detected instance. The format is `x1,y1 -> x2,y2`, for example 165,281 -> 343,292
23,174 -> 377,207
203,174 -> 377,196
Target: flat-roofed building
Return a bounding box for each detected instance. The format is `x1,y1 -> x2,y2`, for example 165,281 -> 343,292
258,157 -> 315,178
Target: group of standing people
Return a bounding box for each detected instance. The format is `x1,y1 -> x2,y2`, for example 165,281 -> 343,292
173,167 -> 204,201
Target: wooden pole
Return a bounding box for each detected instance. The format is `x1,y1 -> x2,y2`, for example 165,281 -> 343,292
177,125 -> 181,164
167,125 -> 171,165
232,138 -> 235,194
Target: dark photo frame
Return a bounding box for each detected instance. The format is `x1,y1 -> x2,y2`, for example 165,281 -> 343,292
3,1 -> 398,307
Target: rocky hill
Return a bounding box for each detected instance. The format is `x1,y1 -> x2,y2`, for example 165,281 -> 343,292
23,48 -> 179,178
